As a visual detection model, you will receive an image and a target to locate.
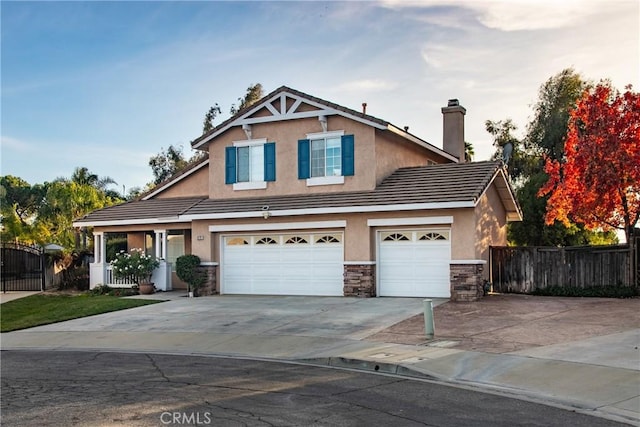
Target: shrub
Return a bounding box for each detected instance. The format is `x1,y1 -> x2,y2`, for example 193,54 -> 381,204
111,249 -> 160,284
105,235 -> 128,263
89,284 -> 112,295
60,266 -> 89,291
531,285 -> 639,298
176,254 -> 207,295
89,284 -> 139,297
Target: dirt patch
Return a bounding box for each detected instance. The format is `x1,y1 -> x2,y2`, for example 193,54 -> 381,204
367,294 -> 640,353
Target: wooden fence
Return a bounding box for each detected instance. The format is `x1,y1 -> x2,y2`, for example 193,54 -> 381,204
490,244 -> 636,294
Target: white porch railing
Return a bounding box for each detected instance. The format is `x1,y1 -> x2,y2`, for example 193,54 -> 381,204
89,261 -> 172,291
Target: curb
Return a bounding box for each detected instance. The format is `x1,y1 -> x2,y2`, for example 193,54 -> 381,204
295,355 -> 640,427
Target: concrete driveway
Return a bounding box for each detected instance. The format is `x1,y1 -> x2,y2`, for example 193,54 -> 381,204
23,294 -> 442,341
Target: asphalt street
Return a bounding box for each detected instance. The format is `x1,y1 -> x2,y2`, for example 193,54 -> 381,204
0,350 -> 629,427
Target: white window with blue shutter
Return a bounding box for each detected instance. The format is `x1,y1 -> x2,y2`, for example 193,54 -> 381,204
298,131 -> 354,186
225,138 -> 276,190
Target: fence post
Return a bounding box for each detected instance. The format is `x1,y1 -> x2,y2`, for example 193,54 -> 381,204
40,250 -> 45,291
489,246 -> 493,293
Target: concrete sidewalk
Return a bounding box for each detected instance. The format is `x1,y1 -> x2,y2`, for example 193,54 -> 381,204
1,294 -> 638,425
0,291 -> 41,304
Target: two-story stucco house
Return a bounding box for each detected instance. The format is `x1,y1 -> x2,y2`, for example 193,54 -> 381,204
74,86 -> 521,301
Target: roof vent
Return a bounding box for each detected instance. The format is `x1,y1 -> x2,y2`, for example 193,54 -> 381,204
447,99 -> 459,107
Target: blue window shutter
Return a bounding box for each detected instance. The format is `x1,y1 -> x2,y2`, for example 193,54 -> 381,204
341,134 -> 355,176
264,142 -> 276,182
298,139 -> 310,179
225,146 -> 237,184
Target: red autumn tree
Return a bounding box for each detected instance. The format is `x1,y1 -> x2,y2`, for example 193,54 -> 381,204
539,82 -> 640,243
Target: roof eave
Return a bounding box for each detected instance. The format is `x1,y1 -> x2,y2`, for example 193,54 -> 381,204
475,165 -> 522,221
74,200 -> 477,227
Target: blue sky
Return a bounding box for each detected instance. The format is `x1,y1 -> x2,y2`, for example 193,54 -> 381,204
2,0 -> 638,195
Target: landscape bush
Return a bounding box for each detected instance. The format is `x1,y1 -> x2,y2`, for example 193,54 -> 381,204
531,285 -> 639,298
89,284 -> 138,297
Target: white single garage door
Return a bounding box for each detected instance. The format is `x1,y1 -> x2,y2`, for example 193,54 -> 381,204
378,229 -> 451,297
222,232 -> 344,296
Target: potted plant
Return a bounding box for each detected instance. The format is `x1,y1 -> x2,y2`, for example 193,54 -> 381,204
110,248 -> 160,294
176,254 -> 206,297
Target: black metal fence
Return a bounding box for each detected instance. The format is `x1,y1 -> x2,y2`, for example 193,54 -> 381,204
1,243 -> 45,292
490,244 -> 636,294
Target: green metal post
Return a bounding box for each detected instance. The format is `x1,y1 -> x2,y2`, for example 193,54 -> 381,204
423,299 -> 435,339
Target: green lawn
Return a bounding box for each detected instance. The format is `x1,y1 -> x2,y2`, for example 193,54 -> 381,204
0,294 -> 163,332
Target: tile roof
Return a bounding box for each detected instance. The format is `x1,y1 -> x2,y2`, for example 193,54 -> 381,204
189,85 -> 456,162
74,197 -> 204,224
191,85 -> 390,148
74,161 -> 518,226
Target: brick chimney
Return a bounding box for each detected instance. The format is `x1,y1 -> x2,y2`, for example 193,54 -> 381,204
442,99 -> 466,162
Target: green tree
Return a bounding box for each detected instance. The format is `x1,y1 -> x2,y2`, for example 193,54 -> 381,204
229,83 -> 264,115
38,180 -> 113,249
0,176 -> 48,244
485,119 -> 534,182
70,166 -> 121,200
148,145 -> 188,185
464,141 -> 474,162
526,68 -> 588,162
202,103 -> 222,134
201,83 -> 264,135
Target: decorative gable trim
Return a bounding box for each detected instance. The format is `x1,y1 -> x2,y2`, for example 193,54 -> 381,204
192,87 -> 388,150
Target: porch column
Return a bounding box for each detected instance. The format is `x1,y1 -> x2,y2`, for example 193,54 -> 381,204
89,232 -> 106,289
154,230 -> 167,260
152,230 -> 171,291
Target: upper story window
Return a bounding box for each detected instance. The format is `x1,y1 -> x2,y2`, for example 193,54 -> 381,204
237,145 -> 263,183
298,131 -> 354,186
225,139 -> 276,190
311,136 -> 342,177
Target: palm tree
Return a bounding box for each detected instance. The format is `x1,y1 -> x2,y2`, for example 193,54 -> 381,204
464,141 -> 475,162
71,167 -> 116,191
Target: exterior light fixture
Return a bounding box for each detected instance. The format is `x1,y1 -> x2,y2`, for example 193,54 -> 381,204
262,205 -> 271,219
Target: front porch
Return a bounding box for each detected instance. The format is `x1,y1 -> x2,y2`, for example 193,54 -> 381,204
89,230 -> 173,291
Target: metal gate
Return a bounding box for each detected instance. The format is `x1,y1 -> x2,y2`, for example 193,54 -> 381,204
1,243 -> 45,292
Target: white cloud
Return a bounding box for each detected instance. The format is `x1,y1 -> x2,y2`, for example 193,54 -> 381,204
380,0 -> 608,31
334,79 -> 399,93
0,135 -> 32,152
471,0 -> 598,31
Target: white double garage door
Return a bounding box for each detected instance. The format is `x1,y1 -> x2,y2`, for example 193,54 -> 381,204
221,229 -> 451,297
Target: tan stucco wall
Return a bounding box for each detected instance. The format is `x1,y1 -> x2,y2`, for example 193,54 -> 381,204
207,116 -> 378,199
475,184 -> 508,261
204,115 -> 454,200
187,208 -> 478,264
154,166 -> 209,199
95,183 -> 509,267
127,233 -> 145,251
94,197 -> 510,289
374,130 -> 451,185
